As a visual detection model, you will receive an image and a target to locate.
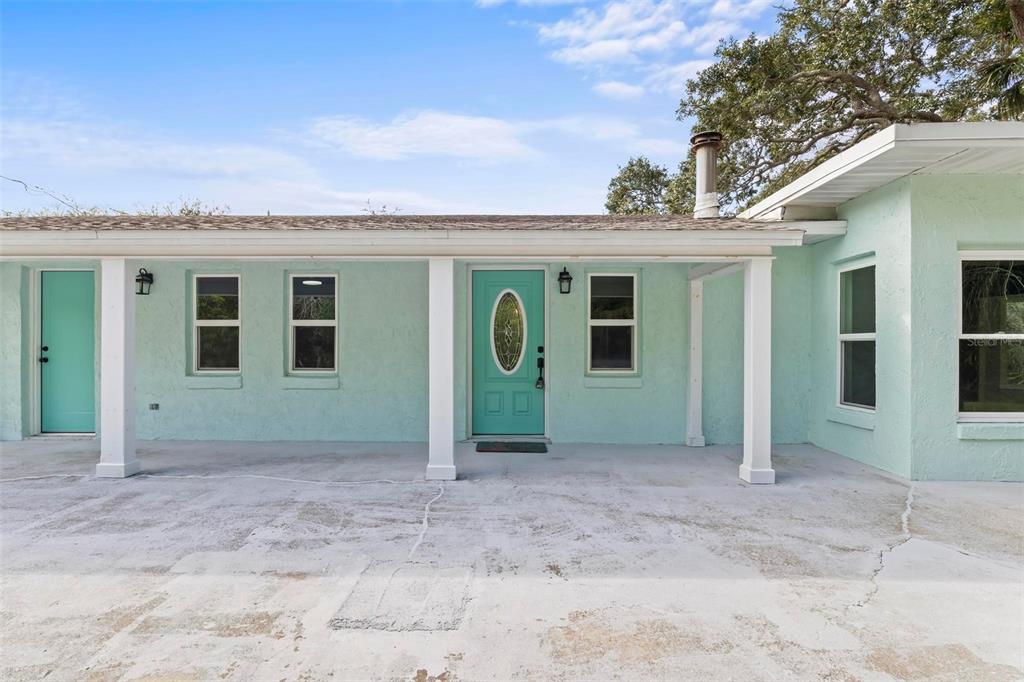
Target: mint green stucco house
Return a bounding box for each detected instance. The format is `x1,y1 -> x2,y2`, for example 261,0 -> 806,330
1,123 -> 1022,482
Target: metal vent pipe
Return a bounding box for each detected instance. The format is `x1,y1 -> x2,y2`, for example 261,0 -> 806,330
691,131 -> 722,218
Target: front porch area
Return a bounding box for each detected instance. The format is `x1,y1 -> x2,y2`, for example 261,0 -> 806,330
2,439 -> 1021,680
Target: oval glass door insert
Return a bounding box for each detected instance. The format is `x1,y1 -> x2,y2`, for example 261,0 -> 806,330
490,289 -> 527,375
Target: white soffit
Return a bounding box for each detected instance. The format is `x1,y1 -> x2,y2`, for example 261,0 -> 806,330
740,122 -> 1024,219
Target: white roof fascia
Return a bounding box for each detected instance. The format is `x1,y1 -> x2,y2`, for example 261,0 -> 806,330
0,227 -> 809,258
739,123 -> 1024,220
739,126 -> 898,220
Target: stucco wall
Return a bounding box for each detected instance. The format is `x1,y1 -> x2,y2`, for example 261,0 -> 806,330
702,248 -> 814,446
808,178 -> 915,478
908,174 -> 1024,481
133,260 -> 429,441
3,257 -> 813,447
452,260 -> 811,445
0,263 -> 26,440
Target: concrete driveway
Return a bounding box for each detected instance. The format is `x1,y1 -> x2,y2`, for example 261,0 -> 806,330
1,440 -> 1021,681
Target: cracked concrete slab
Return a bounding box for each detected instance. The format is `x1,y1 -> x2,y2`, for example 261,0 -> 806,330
1,440 -> 1021,681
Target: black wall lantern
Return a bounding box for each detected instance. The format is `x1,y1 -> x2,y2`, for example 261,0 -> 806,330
135,268 -> 154,295
557,267 -> 573,294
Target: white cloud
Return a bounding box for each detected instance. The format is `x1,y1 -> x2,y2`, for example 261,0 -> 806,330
522,0 -> 768,97
477,0 -> 586,6
308,111 -> 538,162
709,0 -> 773,20
306,109 -> 686,160
679,18 -> 740,54
202,179 -> 473,215
0,116 -> 466,215
644,58 -> 714,93
534,0 -> 741,65
539,0 -> 688,65
530,115 -> 688,154
593,80 -> 646,99
1,119 -> 316,180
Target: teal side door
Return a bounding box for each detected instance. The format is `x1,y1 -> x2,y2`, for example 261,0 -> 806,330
472,270 -> 545,435
40,271 -> 96,433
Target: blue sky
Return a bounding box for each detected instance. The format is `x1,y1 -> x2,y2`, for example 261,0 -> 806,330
1,0 -> 779,215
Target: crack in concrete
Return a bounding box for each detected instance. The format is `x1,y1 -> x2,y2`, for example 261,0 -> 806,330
365,483 -> 448,619
409,484 -> 445,560
0,474 -> 86,482
139,473 -> 412,485
2,473 -> 420,485
851,483 -> 915,609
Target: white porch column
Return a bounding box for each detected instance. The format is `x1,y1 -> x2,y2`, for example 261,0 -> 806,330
426,257 -> 457,481
96,258 -> 140,478
685,278 -> 705,447
740,258 -> 774,484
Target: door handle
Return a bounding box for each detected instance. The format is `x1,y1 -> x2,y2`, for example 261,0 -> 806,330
39,357 -> 49,363
535,357 -> 545,390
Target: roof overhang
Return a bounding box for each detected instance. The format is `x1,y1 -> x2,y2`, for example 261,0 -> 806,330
0,224 -> 842,259
740,122 -> 1024,220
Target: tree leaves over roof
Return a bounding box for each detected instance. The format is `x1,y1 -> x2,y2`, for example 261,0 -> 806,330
608,0 -> 1023,215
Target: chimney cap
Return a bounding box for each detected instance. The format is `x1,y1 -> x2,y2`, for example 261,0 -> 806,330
690,130 -> 723,148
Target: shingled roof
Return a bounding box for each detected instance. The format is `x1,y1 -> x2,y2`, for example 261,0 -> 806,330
0,214 -> 791,232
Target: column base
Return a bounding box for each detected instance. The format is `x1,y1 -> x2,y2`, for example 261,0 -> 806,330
739,464 -> 775,485
96,460 -> 141,478
685,435 -> 706,447
425,464 -> 456,481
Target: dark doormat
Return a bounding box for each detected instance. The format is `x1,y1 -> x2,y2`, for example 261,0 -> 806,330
476,441 -> 548,453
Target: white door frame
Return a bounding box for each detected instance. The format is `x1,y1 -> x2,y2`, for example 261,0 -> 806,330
467,264 -> 550,440
29,267 -> 99,436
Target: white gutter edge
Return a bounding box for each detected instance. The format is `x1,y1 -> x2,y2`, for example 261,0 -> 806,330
0,227 -> 810,258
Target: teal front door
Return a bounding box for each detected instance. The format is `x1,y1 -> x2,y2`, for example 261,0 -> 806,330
40,271 -> 96,433
472,270 -> 545,435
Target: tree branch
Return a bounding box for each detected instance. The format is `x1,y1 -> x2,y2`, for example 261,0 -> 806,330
1007,0 -> 1024,44
1,175 -> 82,213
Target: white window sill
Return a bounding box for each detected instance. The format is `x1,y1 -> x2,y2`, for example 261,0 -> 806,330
185,374 -> 242,390
279,374 -> 341,390
827,406 -> 875,431
584,375 -> 642,388
957,421 -> 1024,441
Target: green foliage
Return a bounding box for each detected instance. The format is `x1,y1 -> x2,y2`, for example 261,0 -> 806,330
664,158 -> 695,215
604,156 -> 670,214
609,0 -> 1024,215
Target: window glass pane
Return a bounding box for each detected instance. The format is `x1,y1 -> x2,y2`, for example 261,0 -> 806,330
294,326 -> 336,370
962,261 -> 1024,334
197,326 -> 239,370
492,291 -> 525,373
196,277 -> 239,320
959,339 -> 1024,412
840,266 -> 875,334
841,340 -> 875,408
590,276 -> 634,320
292,277 -> 336,321
591,326 -> 633,370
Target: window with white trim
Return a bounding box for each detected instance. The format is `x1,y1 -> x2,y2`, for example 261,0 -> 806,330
194,275 -> 240,372
959,258 -> 1024,418
588,274 -> 637,372
838,264 -> 875,409
289,275 -> 337,372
